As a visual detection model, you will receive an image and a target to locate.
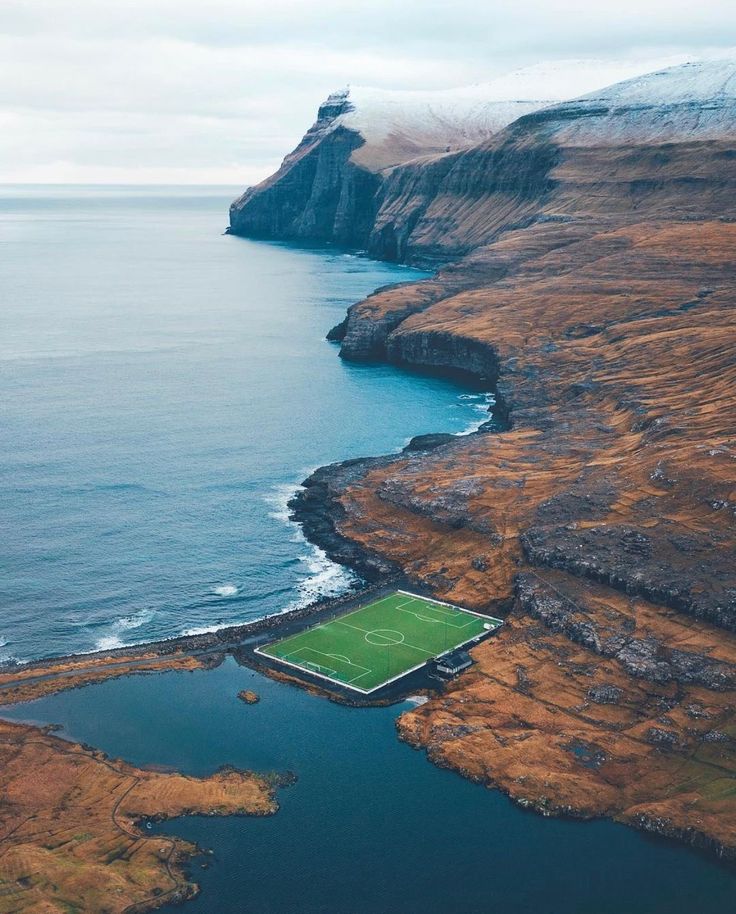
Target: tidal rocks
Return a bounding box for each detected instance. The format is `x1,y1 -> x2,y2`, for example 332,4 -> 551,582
404,432 -> 457,452
288,458 -> 401,581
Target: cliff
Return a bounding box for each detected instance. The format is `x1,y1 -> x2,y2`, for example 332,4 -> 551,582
253,58 -> 736,858
0,715 -> 276,914
229,59 -> 681,248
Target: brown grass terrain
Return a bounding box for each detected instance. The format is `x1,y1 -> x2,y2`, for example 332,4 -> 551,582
0,653 -> 215,707
0,718 -> 276,914
319,217 -> 736,856
4,67 -> 736,910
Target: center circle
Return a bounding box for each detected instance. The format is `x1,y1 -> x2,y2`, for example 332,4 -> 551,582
365,629 -> 405,646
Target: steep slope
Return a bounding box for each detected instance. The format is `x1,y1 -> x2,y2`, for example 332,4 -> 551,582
359,57 -> 736,264
334,57 -> 736,352
249,58 -> 736,858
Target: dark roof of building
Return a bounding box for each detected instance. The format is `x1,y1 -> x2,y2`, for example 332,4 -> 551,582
437,649 -> 472,668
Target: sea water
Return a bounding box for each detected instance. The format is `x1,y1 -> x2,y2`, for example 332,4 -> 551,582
0,185 -> 490,662
6,659 -> 735,914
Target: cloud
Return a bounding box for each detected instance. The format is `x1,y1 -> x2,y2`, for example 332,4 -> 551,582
2,1 -> 735,184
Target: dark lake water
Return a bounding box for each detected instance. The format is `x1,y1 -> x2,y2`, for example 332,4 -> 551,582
2,186 -> 734,913
0,185 -> 493,662
5,659 -> 735,914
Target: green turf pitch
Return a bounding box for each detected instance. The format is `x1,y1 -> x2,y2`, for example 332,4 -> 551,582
257,591 -> 501,693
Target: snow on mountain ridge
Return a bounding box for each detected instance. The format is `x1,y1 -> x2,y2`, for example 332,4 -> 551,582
327,56 -> 695,169
578,56 -> 736,106
545,56 -> 736,145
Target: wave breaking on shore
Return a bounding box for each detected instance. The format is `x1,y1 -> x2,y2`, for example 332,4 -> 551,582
265,482 -> 359,611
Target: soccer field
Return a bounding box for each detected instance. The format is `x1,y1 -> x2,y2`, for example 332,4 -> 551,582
257,590 -> 502,693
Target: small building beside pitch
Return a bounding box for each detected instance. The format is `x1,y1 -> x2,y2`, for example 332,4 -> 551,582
435,649 -> 473,678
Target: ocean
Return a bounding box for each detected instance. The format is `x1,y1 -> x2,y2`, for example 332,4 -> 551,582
0,185 -> 490,662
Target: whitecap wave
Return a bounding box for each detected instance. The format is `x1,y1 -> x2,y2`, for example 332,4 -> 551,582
264,483 -> 300,529
264,482 -> 359,613
95,634 -> 125,651
117,608 -> 155,629
455,392 -> 495,436
180,623 -> 231,637
213,584 -> 238,597
0,640 -> 18,666
92,607 -> 155,651
264,481 -> 319,544
288,546 -> 358,611
0,655 -> 22,667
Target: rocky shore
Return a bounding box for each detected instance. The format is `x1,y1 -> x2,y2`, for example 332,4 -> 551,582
2,59 -> 735,903
229,58 -> 736,861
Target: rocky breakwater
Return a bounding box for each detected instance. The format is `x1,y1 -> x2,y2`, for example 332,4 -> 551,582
283,58 -> 736,859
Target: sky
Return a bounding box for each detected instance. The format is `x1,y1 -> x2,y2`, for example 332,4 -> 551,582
1,0 -> 735,185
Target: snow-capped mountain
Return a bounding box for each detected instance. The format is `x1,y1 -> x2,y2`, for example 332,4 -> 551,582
552,57 -> 736,143
324,57 -> 694,170
229,55 -> 735,251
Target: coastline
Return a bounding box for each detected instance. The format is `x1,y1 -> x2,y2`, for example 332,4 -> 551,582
0,715 -> 279,914
0,242 -> 507,912
3,290 -> 736,866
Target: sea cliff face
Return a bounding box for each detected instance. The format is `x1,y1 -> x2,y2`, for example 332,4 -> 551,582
229,92 -> 381,245
241,59 -> 736,858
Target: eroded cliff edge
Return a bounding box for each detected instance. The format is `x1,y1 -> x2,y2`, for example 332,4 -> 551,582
242,59 -> 736,858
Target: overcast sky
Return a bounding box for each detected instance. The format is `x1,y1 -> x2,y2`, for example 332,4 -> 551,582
1,0 -> 735,185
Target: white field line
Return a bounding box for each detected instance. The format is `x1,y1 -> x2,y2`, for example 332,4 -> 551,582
334,620 -> 435,658
260,591 -> 500,658
254,589 -> 503,694
396,590 -> 504,625
363,629 -> 405,645
284,650 -> 337,679
255,608 -> 497,694
254,647 -> 378,693
344,668 -> 375,684
254,594 -> 401,659
395,597 -> 461,619
295,646 -> 371,681
396,601 -> 476,629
